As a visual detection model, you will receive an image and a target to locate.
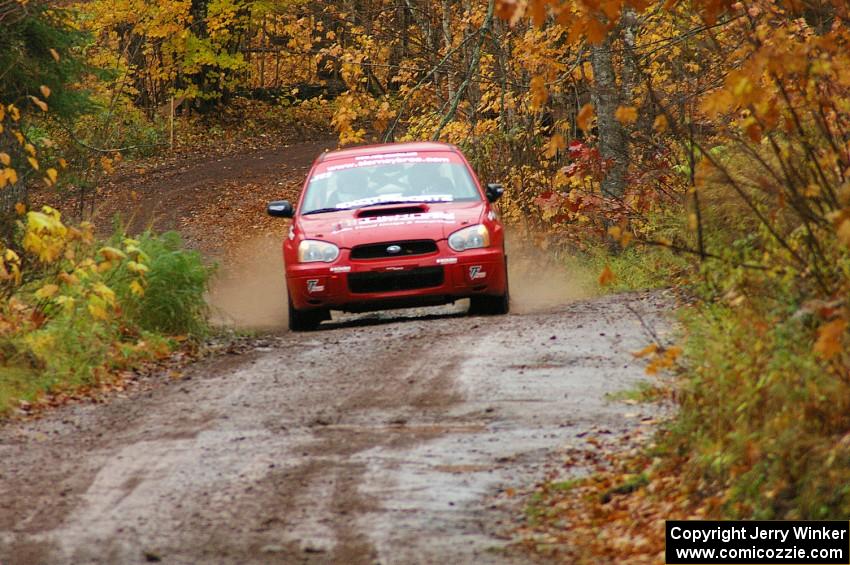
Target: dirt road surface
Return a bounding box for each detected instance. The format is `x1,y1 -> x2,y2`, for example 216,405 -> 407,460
0,292 -> 670,565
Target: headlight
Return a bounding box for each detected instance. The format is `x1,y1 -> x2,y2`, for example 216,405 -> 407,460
448,224 -> 490,252
298,240 -> 340,263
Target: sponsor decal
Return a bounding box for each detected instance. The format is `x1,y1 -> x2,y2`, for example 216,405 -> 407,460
436,257 -> 458,265
354,152 -> 418,161
469,265 -> 487,280
335,194 -> 454,209
330,266 -> 351,273
306,279 -> 325,293
323,154 -> 451,174
331,211 -> 457,234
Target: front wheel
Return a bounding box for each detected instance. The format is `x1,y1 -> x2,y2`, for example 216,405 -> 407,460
288,296 -> 326,331
469,262 -> 510,316
469,292 -> 510,315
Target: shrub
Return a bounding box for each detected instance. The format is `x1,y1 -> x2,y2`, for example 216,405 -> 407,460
116,231 -> 213,336
0,207 -> 212,414
667,297 -> 850,519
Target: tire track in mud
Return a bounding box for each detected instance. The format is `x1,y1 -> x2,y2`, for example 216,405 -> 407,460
0,291 -> 673,564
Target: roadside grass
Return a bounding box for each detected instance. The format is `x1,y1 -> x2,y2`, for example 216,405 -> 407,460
564,243 -> 692,294
518,218 -> 850,561
0,365 -> 44,412
605,381 -> 666,404
665,299 -> 850,519
0,211 -> 213,417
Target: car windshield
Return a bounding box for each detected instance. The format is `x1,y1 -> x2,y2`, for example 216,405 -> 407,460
301,155 -> 481,214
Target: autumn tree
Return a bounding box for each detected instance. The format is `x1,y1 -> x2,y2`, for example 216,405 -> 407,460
0,0 -> 89,213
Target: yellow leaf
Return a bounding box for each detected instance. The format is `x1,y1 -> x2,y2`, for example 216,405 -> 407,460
49,48 -> 60,62
87,303 -> 109,320
58,158 -> 68,169
27,157 -> 39,170
615,106 -> 638,124
29,95 -> 48,112
46,168 -> 58,183
40,85 -> 51,98
58,271 -> 79,285
56,296 -> 75,312
92,282 -> 116,304
100,156 -> 114,174
544,133 -> 566,158
5,168 -> 18,185
129,280 -> 145,297
814,318 -> 847,359
14,202 -> 25,215
653,115 -> 668,133
99,246 -> 127,261
577,103 -> 595,132
598,265 -> 615,286
632,343 -> 659,358
127,261 -> 149,274
0,153 -> 9,166
665,345 -> 683,360
35,284 -> 59,300
529,76 -> 548,111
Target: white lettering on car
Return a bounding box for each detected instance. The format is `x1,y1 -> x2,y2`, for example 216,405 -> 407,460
469,266 -> 487,280
331,212 -> 456,234
335,194 -> 453,209
325,155 -> 451,173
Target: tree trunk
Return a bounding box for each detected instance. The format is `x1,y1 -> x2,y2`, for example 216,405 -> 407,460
590,33 -> 629,199
441,0 -> 456,101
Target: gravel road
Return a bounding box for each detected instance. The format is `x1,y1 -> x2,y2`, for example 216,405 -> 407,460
0,291 -> 671,565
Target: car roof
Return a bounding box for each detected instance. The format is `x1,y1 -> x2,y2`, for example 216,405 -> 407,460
316,141 -> 461,163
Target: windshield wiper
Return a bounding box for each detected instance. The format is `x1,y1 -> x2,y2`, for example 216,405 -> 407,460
302,207 -> 349,215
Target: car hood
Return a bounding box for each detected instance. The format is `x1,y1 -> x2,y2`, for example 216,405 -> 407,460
296,201 -> 485,247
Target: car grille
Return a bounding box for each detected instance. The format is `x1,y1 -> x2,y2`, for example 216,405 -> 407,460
348,267 -> 444,294
350,240 -> 438,260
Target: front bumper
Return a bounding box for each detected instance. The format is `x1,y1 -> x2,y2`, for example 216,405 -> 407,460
286,244 -> 507,312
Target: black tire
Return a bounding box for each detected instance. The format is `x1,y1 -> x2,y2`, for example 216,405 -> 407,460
288,296 -> 325,331
469,262 -> 510,316
469,292 -> 510,315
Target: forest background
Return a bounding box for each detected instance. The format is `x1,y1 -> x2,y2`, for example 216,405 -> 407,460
2,0 -> 850,560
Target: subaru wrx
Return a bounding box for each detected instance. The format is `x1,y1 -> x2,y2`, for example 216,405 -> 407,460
267,142 -> 509,331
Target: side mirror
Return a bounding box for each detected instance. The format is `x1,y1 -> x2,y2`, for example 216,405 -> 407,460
485,183 -> 504,203
267,200 -> 294,218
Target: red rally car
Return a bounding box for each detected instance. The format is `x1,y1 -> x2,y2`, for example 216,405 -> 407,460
267,141 -> 509,331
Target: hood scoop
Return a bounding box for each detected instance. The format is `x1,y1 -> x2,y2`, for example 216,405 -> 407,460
355,203 -> 428,218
